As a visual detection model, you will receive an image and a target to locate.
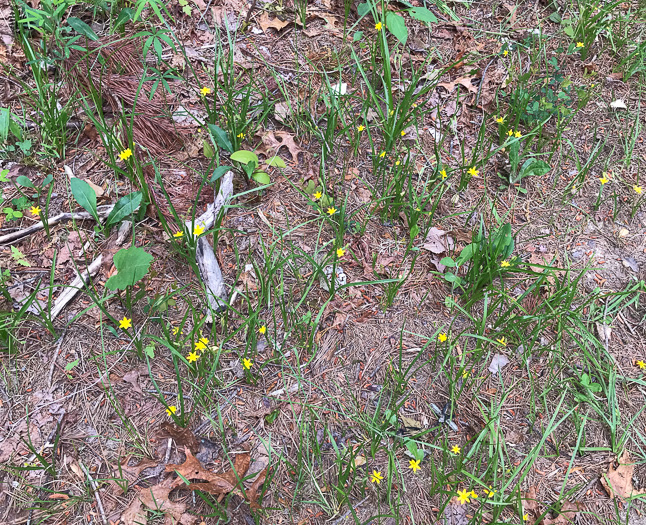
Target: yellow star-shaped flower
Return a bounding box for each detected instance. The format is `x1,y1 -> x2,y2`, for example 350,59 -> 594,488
440,169 -> 447,180
501,260 -> 511,267
243,358 -> 253,370
313,191 -> 322,200
408,459 -> 421,473
576,42 -> 584,48
375,22 -> 382,31
400,130 -> 406,136
237,132 -> 245,139
200,86 -> 211,96
599,177 -> 609,185
438,333 -> 448,342
357,125 -> 365,132
496,336 -> 507,346
496,116 -> 505,124
503,49 -> 508,56
336,247 -> 345,257
30,206 -> 41,216
451,445 -> 461,455
370,470 -> 383,484
119,316 -> 132,330
634,185 -> 643,194
259,325 -> 266,334
636,360 -> 646,370
514,131 -> 522,138
166,405 -> 177,416
507,129 -> 514,137
187,351 -> 199,363
326,207 -> 337,215
193,224 -> 205,236
173,230 -> 184,238
467,166 -> 479,177
457,489 -> 470,505
379,151 -> 386,158
119,148 -> 133,161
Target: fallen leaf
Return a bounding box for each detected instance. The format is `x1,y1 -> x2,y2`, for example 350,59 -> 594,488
274,101 -> 291,123
400,415 -> 422,432
442,496 -> 468,525
256,130 -> 303,164
610,99 -> 627,110
529,252 -> 555,273
122,366 -> 148,395
522,487 -> 541,524
488,354 -> 510,374
121,477 -> 198,525
423,227 -> 453,254
159,422 -> 200,454
438,76 -> 478,94
167,447 -> 250,497
247,467 -> 268,510
502,2 -> 518,29
258,12 -> 290,33
595,323 -> 612,346
543,502 -> 582,525
600,450 -> 646,500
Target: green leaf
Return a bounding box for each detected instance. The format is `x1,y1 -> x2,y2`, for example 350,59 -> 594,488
11,246 -> 30,267
409,6 -> 437,23
444,272 -> 460,283
357,2 -> 371,17
203,139 -> 214,159
114,7 -> 133,29
67,17 -> 99,41
105,246 -> 153,291
70,178 -> 98,219
106,191 -> 143,228
353,31 -> 364,41
518,158 -> 551,180
16,175 -> 34,189
252,171 -> 271,185
207,124 -> 233,153
182,5 -> 192,15
64,359 -> 79,371
456,243 -> 475,265
231,150 -> 259,166
386,12 -> 408,45
144,345 -> 155,358
211,165 -> 231,183
440,257 -> 456,268
266,155 -> 286,168
0,169 -> 9,182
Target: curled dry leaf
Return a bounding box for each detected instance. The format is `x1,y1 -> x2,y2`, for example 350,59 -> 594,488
488,354 -> 510,375
442,496 -> 468,525
600,450 -> 646,500
543,501 -> 582,525
438,76 -> 478,94
159,422 -> 201,454
423,227 -> 454,254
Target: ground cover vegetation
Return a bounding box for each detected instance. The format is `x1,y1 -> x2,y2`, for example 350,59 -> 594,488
1,0 -> 646,523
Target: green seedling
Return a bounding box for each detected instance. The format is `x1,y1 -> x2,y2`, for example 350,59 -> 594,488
230,149 -> 284,185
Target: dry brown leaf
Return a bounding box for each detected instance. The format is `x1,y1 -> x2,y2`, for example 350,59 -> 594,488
543,502 -> 582,525
423,227 -> 453,254
529,252 -> 555,273
522,486 -> 541,524
442,496 -> 467,525
167,447 -> 250,496
258,12 -> 290,33
600,450 -> 646,500
438,76 -> 478,94
122,366 -> 148,395
121,477 -> 198,525
502,3 -> 519,29
256,130 -> 303,164
247,467 -> 268,510
160,422 -> 200,454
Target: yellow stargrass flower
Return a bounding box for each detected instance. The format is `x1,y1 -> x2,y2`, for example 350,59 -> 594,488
259,325 -> 266,334
193,224 -> 205,236
457,489 -> 470,505
451,445 -> 461,455
243,358 -> 253,370
187,351 -> 199,363
30,206 -> 41,216
468,166 -> 479,177
119,148 -> 133,161
166,405 -> 177,416
200,86 -> 211,96
370,470 -> 383,484
336,247 -> 345,257
119,316 -> 132,330
408,459 -> 421,473
438,333 -> 448,342
375,22 -> 382,31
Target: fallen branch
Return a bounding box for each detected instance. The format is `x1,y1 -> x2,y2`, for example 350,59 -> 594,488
50,221 -> 131,321
186,171 -> 234,320
0,205 -> 115,245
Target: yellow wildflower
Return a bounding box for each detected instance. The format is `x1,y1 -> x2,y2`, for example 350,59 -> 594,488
496,116 -> 505,124
119,316 -> 132,330
370,470 -> 383,484
187,351 -> 199,363
501,260 -> 511,267
514,131 -> 522,138
259,325 -> 266,335
599,176 -> 609,185
634,185 -> 643,194
200,86 -> 211,96
313,191 -> 322,200
440,169 -> 447,180
193,224 -> 205,236
507,129 -> 514,136
379,151 -> 386,158
496,336 -> 507,346
468,166 -> 479,177
357,125 -> 365,132
336,247 -> 345,257
457,489 -> 470,505
576,42 -> 584,48
375,22 -> 382,31
173,230 -> 184,238
119,148 -> 133,161
503,49 -> 508,56
408,459 -> 421,473
326,207 -> 337,215
637,360 -> 646,370
401,130 -> 406,136
451,445 -> 461,455
438,333 -> 448,342
237,132 -> 245,139
166,405 -> 177,417
30,206 -> 41,216
243,358 -> 253,370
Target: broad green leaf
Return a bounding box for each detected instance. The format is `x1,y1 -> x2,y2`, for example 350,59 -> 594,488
266,155 -> 286,168
207,124 -> 233,153
114,7 -> 133,29
105,246 -> 153,290
211,165 -> 231,183
0,108 -> 9,142
144,345 -> 155,358
409,7 -> 437,23
67,17 -> 99,41
203,139 -> 214,159
456,243 -> 475,265
518,158 -> 551,179
252,171 -> 271,185
70,177 -> 98,219
386,12 -> 408,45
444,272 -> 459,283
65,359 -> 79,371
11,246 -> 30,267
231,150 -> 259,166
106,191 -> 143,227
16,175 -> 34,189
440,257 -> 456,268
357,2 -> 371,17
353,31 -> 364,41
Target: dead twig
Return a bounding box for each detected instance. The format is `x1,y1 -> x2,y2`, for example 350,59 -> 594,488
47,329 -> 68,388
79,461 -> 108,525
